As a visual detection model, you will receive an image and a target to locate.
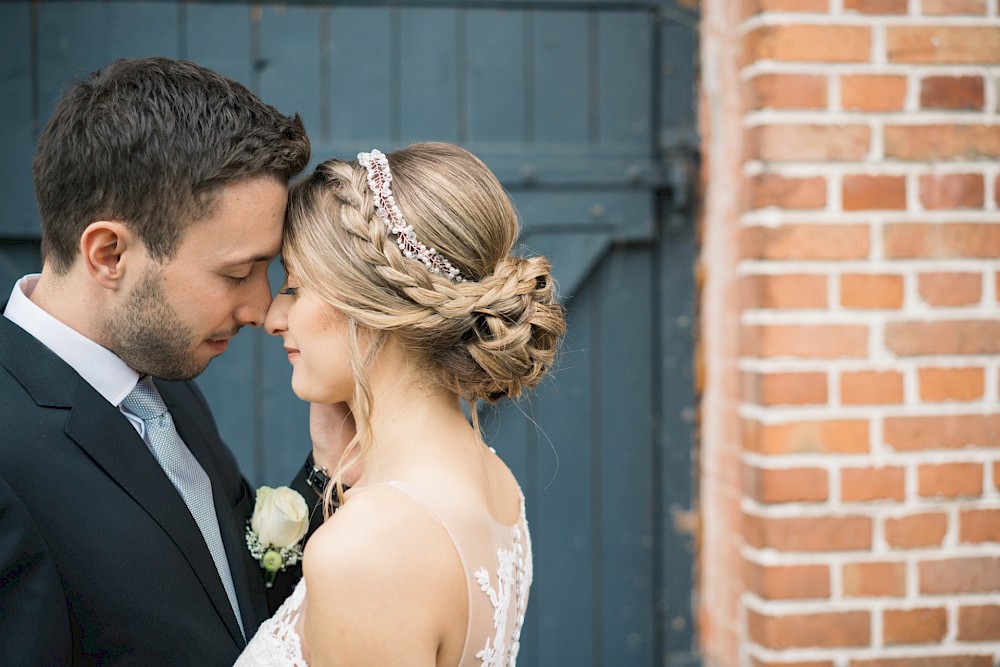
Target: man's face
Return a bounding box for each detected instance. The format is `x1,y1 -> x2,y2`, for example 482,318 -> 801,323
104,177 -> 287,380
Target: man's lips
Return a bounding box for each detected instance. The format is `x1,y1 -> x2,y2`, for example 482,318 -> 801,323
205,327 -> 241,350
205,337 -> 231,352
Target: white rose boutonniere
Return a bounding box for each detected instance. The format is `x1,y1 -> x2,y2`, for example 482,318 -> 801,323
246,486 -> 309,588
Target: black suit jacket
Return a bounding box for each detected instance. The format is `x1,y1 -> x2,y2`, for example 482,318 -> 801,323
0,312 -> 316,666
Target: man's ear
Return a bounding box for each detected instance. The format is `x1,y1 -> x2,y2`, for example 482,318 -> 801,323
79,221 -> 136,289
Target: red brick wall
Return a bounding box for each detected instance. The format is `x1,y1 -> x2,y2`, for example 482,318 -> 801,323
699,1 -> 1000,665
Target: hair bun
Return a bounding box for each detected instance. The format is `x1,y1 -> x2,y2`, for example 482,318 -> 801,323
447,255 -> 564,403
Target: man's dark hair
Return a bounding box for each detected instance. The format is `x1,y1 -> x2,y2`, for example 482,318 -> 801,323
33,56 -> 311,273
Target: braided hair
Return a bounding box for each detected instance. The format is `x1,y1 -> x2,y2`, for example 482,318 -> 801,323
282,143 -> 565,511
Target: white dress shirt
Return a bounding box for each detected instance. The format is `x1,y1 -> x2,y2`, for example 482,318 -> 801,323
4,274 -> 144,435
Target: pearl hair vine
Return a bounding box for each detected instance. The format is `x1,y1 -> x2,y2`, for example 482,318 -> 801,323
358,149 -> 465,283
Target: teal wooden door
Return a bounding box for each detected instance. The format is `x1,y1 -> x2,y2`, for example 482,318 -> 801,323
0,2 -> 698,664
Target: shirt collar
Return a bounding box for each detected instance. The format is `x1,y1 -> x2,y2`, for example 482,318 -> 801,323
4,274 -> 140,406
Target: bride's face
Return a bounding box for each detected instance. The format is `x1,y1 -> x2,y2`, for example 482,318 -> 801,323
264,273 -> 355,404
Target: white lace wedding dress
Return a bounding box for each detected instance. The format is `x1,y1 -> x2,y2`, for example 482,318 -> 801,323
234,480 -> 532,666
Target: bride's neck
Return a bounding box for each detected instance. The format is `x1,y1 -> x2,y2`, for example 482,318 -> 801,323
352,343 -> 475,482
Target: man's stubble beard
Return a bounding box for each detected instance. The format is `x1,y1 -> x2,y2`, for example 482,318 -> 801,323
103,267 -> 214,381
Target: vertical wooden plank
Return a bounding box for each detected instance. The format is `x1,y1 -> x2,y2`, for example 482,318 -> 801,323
658,209 -> 698,661
532,10 -> 589,144
37,1 -> 107,121
479,400 -> 530,497
183,2 -> 252,85
258,5 -> 323,148
399,8 -> 459,143
466,9 -> 526,144
660,13 -> 698,140
0,2 -> 37,237
253,6 -> 326,484
107,2 -> 179,60
328,7 -> 392,148
196,324 -> 261,481
599,11 -> 651,149
181,2 -> 256,479
599,245 -> 655,664
526,278 -> 595,667
260,260 -> 311,486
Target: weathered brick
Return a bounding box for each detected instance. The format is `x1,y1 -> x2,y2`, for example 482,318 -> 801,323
841,75 -> 907,111
885,124 -> 1000,160
887,26 -> 1000,64
744,0 -> 830,13
845,0 -> 907,13
960,509 -> 1000,543
918,462 -> 983,498
884,512 -> 948,548
749,124 -> 871,161
841,466 -> 905,502
842,175 -> 906,211
744,370 -> 828,405
745,513 -> 872,551
745,25 -> 871,64
885,414 -> 1000,450
748,73 -> 828,110
995,461 -> 1000,492
919,366 -> 985,401
885,223 -> 1000,259
743,274 -> 828,309
841,370 -> 904,405
745,560 -> 830,600
842,561 -> 906,596
752,659 -> 834,667
886,320 -> 1000,355
920,76 -> 986,110
748,609 -> 870,649
883,607 -> 947,645
744,324 -> 869,358
852,658 -> 993,667
742,224 -> 871,261
746,419 -> 870,455
748,173 -> 827,210
921,0 -> 988,13
745,465 -> 828,503
918,272 -> 982,307
920,557 -> 1000,594
958,605 -> 1000,641
919,173 -> 985,209
840,274 -> 904,309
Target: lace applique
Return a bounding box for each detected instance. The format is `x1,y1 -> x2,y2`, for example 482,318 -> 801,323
233,578 -> 307,667
475,524 -> 529,667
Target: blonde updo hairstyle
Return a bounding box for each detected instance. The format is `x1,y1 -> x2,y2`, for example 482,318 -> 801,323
282,142 -> 565,511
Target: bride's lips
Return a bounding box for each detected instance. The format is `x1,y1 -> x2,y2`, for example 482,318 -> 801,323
284,346 -> 300,361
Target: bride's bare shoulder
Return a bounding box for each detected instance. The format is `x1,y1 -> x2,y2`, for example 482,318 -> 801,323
302,483 -> 461,594
300,485 -> 462,665
304,484 -> 429,560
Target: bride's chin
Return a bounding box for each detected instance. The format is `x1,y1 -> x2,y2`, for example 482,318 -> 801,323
290,377 -> 339,404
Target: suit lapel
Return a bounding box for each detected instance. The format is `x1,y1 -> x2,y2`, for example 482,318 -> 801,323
1,316 -> 260,644
64,385 -> 247,649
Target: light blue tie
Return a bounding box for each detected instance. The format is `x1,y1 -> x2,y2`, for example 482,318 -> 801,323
121,378 -> 246,640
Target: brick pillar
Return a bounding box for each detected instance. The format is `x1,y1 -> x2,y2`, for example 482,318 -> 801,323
699,1 -> 1000,665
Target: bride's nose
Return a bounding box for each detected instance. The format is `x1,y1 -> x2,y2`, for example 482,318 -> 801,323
264,292 -> 289,337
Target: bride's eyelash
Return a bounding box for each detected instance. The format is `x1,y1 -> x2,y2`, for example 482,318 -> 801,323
278,286 -> 298,296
